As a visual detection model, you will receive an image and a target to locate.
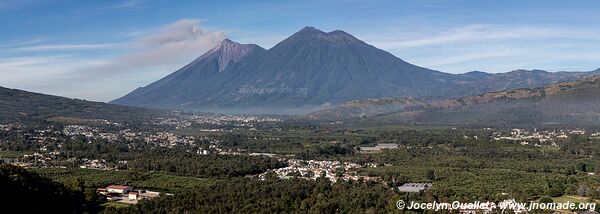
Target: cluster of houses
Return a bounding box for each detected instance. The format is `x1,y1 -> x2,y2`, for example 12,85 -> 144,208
491,128 -> 596,146
258,159 -> 380,183
97,185 -> 170,204
0,124 -> 17,131
155,112 -> 282,130
1,151 -> 63,168
2,151 -> 116,170
79,159 -> 110,170
63,124 -> 196,147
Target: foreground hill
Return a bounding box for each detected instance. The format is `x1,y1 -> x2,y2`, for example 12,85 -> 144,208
367,76 -> 600,127
0,86 -> 159,124
0,164 -> 86,213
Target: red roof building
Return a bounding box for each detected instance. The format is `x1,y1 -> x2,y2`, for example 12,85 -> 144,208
106,185 -> 133,194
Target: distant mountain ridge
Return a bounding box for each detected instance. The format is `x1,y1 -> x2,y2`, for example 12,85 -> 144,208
111,26 -> 600,114
364,76 -> 600,127
449,69 -> 600,97
306,98 -> 425,121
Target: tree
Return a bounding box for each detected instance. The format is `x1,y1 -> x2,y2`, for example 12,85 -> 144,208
548,186 -> 565,197
426,169 -> 436,181
539,197 -> 553,204
578,183 -> 590,196
577,162 -> 589,172
70,177 -> 84,192
84,187 -> 97,202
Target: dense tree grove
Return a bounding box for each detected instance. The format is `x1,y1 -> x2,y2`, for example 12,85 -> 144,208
102,178 -> 398,214
127,152 -> 287,178
0,164 -> 89,213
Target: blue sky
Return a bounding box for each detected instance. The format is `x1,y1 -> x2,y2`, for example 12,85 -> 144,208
1,0 -> 599,101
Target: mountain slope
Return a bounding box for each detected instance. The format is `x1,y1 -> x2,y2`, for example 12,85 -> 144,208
111,39 -> 266,109
305,98 -> 425,121
113,27 -> 466,113
112,26 -> 600,114
0,86 -> 159,124
203,27 -> 461,110
369,76 -> 600,126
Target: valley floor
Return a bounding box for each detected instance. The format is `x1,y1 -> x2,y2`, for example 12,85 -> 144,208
3,113 -> 600,213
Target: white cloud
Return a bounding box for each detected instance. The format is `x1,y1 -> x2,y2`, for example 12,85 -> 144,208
367,24 -> 600,49
355,24 -> 600,73
0,19 -> 226,101
0,55 -> 111,99
0,56 -> 109,80
64,19 -> 225,81
108,0 -> 144,9
13,43 -> 121,51
419,51 -> 514,67
0,38 -> 45,48
138,19 -> 215,45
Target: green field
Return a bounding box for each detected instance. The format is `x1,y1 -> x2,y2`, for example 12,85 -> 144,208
100,202 -> 131,209
551,195 -> 598,204
0,150 -> 28,158
32,168 -> 213,192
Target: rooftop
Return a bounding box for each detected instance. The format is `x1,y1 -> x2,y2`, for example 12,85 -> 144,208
107,185 -> 131,190
398,183 -> 433,193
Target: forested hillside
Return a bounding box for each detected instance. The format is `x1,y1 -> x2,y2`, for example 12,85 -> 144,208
0,164 -> 87,213
367,76 -> 600,127
0,86 -> 160,124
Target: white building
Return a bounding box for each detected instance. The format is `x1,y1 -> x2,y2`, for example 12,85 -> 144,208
128,192 -> 139,200
397,183 -> 432,192
359,143 -> 400,153
107,185 -> 133,194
